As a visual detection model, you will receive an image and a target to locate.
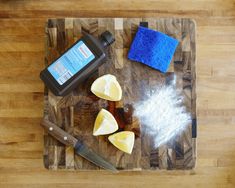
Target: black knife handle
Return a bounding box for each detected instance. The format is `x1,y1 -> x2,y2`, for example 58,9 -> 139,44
41,119 -> 78,147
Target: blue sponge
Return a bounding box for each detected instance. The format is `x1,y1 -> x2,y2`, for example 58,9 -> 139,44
128,26 -> 179,73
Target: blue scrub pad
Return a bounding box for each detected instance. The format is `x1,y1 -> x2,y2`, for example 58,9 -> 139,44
128,26 -> 179,73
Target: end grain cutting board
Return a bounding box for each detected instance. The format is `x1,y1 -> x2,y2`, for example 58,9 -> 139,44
43,18 -> 197,170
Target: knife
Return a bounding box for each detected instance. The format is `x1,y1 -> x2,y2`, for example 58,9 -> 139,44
41,119 -> 118,172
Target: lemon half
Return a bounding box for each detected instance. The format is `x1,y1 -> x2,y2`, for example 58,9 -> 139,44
91,74 -> 122,101
93,109 -> 118,136
108,131 -> 135,154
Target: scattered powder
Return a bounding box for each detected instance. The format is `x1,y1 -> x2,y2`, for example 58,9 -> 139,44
134,84 -> 191,148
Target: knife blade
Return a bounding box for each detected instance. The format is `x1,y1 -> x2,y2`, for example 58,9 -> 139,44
41,119 -> 118,172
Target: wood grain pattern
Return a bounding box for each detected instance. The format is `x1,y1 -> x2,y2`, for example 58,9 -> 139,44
0,0 -> 235,187
43,18 -> 196,170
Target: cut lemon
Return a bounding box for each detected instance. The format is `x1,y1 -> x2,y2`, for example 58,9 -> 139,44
108,131 -> 135,154
93,109 -> 118,136
91,74 -> 122,101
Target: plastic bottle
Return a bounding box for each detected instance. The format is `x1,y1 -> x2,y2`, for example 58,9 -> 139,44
40,31 -> 115,96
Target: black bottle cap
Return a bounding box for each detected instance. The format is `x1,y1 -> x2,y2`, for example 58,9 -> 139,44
99,31 -> 115,48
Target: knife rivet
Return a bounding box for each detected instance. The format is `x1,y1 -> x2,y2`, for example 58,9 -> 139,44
64,136 -> 68,141
49,127 -> 53,131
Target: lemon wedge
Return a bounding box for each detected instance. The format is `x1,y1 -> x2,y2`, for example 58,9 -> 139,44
108,131 -> 135,154
91,74 -> 122,101
93,109 -> 118,136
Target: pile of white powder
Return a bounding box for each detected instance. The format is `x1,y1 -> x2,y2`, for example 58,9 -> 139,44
134,84 -> 191,148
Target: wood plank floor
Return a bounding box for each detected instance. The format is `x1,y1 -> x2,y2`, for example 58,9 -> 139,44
0,0 -> 235,187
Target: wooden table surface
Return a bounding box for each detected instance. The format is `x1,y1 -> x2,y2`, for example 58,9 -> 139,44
0,0 -> 235,187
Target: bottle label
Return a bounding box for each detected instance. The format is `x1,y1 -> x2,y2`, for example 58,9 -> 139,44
48,40 -> 95,85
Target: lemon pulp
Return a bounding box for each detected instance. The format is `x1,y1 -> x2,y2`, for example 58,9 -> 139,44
108,131 -> 135,154
93,109 -> 118,136
91,74 -> 122,101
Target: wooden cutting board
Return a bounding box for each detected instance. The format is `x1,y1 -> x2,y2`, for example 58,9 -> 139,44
43,18 -> 197,170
